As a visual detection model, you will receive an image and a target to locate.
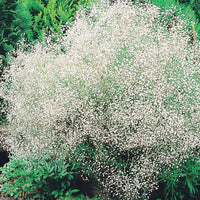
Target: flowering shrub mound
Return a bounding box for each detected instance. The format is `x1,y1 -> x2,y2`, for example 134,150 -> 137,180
1,1 -> 200,199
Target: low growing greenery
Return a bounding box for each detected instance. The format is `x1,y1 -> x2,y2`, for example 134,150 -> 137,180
156,153 -> 200,200
0,154 -> 81,199
1,150 -> 200,199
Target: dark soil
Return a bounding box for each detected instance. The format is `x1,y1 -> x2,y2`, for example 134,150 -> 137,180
0,148 -> 9,168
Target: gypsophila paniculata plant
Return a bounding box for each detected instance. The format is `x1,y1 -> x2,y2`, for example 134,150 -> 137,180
0,0 -> 200,199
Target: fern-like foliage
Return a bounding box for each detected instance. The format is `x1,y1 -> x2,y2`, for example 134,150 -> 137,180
23,0 -> 93,40
0,0 -> 17,67
0,0 -> 33,68
158,154 -> 200,200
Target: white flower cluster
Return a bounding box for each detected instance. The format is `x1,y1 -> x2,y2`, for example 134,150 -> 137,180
1,0 -> 200,199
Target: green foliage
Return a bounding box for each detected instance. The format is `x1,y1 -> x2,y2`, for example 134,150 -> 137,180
149,0 -> 179,7
14,2 -> 33,41
68,194 -> 100,200
178,0 -> 200,23
0,0 -> 17,64
0,0 -> 33,68
0,155 -> 80,199
157,154 -> 200,200
23,0 -> 94,40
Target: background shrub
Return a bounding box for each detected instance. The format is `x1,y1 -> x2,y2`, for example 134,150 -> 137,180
1,1 -> 200,199
23,0 -> 93,40
0,0 -> 33,69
